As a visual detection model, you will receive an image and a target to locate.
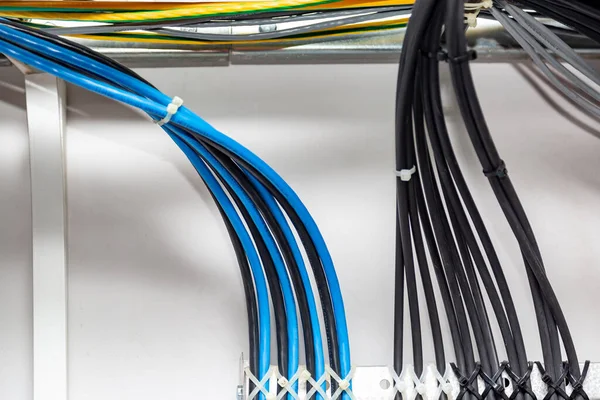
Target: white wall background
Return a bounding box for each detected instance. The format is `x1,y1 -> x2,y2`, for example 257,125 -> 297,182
0,62 -> 599,399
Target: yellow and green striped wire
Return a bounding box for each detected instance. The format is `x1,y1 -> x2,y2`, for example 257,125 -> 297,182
0,0 -> 414,22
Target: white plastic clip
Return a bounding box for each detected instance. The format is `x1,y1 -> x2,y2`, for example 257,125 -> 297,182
328,365 -> 357,400
396,166 -> 417,181
464,0 -> 492,27
300,370 -> 312,381
466,13 -> 478,27
157,96 -> 183,126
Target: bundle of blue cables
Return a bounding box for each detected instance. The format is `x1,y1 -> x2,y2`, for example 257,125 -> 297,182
0,18 -> 351,400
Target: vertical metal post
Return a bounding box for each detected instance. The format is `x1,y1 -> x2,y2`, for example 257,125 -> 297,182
25,73 -> 68,400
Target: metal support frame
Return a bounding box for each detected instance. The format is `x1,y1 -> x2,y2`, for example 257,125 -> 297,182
25,72 -> 68,400
0,23 -> 598,69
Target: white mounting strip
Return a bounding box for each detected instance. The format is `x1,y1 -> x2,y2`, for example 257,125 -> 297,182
25,73 -> 68,400
242,363 -> 600,400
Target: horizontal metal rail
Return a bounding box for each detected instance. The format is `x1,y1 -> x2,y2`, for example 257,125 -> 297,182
0,22 -> 598,68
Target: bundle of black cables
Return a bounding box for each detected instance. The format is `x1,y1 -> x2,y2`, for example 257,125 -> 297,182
392,0 -> 598,393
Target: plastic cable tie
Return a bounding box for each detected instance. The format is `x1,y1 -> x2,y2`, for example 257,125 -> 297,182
464,0 -> 492,27
466,13 -> 478,27
464,0 -> 492,10
443,383 -> 453,394
246,366 -> 275,400
305,372 -> 329,400
328,365 -> 357,400
446,50 -> 478,64
276,368 -> 301,400
483,160 -> 507,178
300,370 -> 312,381
396,165 -> 416,181
389,366 -> 404,396
156,96 -> 183,126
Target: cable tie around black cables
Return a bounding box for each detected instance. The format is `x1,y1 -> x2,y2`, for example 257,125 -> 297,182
437,49 -> 478,64
450,361 -> 591,400
451,363 -> 485,400
419,48 -> 451,61
536,361 -> 591,400
566,361 -> 590,400
483,160 -> 508,179
537,361 -> 571,400
503,362 -> 537,400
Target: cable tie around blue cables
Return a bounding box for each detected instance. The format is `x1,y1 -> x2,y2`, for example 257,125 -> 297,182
156,96 -> 184,126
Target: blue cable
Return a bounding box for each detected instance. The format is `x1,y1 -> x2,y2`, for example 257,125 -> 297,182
0,22 -> 171,106
243,170 -> 326,385
165,130 -> 272,399
170,127 -> 300,387
0,30 -> 352,393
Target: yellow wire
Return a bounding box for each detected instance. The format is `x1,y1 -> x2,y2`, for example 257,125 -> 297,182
0,0 -> 344,22
0,2 -> 208,11
67,16 -> 409,45
0,0 -> 415,22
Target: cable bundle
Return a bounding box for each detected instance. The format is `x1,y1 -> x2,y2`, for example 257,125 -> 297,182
0,1 -> 414,46
490,1 -> 600,118
0,18 -> 352,400
392,0 -> 596,390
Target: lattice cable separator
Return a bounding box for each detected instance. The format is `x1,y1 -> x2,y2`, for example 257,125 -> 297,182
240,361 -> 598,400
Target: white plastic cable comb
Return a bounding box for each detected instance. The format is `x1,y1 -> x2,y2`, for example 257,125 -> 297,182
239,362 -> 600,400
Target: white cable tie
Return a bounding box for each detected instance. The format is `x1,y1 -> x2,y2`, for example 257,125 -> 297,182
396,165 -> 417,181
464,0 -> 492,27
328,365 -> 357,400
464,0 -> 492,10
300,370 -> 312,381
275,368 -> 301,400
305,370 -> 329,400
156,96 -> 183,126
339,379 -> 350,390
246,366 -> 275,400
278,377 -> 288,387
466,13 -> 478,27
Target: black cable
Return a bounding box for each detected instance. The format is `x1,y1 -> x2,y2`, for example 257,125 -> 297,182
419,32 -> 531,378
181,130 -> 342,381
393,0 -> 438,378
411,74 -> 446,371
515,0 -> 600,44
422,41 -> 530,375
219,165 -> 290,377
406,83 -> 424,375
414,6 -> 477,376
414,95 -> 468,372
447,0 -> 581,379
205,145 -> 317,379
213,196 -> 260,393
417,22 -> 501,373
